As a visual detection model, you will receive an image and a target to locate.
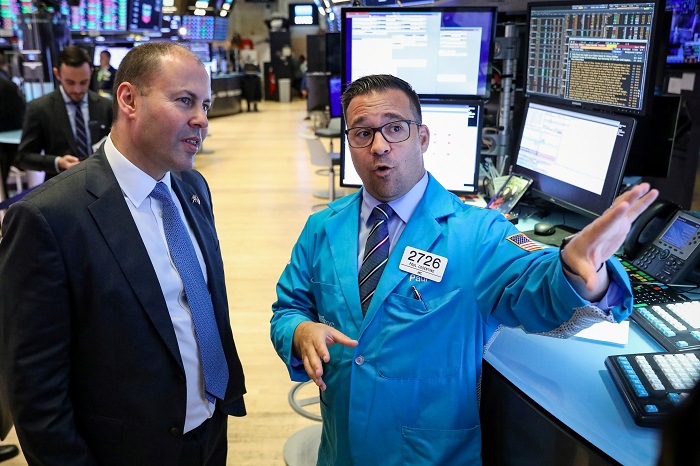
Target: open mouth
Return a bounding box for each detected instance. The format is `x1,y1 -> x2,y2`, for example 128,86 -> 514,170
183,137 -> 201,151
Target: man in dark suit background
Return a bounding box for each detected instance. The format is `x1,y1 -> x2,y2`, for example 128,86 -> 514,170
0,42 -> 246,465
91,49 -> 116,96
0,53 -> 26,198
15,45 -> 112,181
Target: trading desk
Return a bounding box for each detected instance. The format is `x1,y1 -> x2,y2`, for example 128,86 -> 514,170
480,211 -> 663,465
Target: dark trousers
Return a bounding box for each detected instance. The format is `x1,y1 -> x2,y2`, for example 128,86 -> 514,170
179,409 -> 228,466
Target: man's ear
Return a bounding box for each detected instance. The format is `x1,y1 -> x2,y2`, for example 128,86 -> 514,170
52,67 -> 60,81
115,82 -> 138,119
419,123 -> 430,153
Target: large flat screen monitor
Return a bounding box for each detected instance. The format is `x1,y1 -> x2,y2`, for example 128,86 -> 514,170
666,0 -> 699,66
341,7 -> 497,99
0,0 -> 19,37
127,0 -> 161,32
181,14 -> 215,41
512,100 -> 637,218
66,0 -> 129,33
341,99 -> 484,194
526,1 -> 662,115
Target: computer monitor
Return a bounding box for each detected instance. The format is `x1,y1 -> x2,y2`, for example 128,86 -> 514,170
512,100 -> 637,219
526,0 -> 662,115
181,15 -> 215,41
325,32 -> 341,75
342,7 -> 497,99
213,15 -> 229,41
340,99 -> 484,194
0,0 -> 19,37
93,44 -> 132,68
66,0 -> 129,33
288,3 -> 318,26
184,42 -> 213,62
666,0 -> 700,66
328,75 -> 342,119
127,0 -> 162,33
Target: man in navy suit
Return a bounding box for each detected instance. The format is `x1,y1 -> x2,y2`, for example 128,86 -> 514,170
0,42 -> 246,465
15,45 -> 113,181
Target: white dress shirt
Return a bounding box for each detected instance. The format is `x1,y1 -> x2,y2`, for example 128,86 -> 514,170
104,135 -> 214,433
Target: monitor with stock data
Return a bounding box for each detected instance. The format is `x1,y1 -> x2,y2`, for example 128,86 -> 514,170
526,0 -> 662,115
512,100 -> 637,218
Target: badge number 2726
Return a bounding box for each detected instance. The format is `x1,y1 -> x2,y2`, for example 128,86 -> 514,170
398,246 -> 448,283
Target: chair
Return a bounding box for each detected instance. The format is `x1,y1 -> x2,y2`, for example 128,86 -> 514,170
300,133 -> 340,208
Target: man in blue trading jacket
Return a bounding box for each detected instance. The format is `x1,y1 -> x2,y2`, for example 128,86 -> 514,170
270,74 -> 659,465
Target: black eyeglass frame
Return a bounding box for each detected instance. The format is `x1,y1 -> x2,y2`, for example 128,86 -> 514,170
344,119 -> 422,148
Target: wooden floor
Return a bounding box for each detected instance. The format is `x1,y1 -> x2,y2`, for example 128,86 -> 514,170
2,99 -> 330,465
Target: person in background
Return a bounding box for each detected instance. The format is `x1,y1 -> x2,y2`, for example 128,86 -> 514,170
0,53 -> 26,197
15,45 -> 112,182
0,41 -> 246,465
270,74 -> 659,465
91,49 -> 116,96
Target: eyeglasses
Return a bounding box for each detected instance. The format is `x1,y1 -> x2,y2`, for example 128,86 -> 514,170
344,120 -> 421,148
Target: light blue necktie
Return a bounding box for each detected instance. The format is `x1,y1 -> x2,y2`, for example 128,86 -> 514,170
359,204 -> 392,316
150,182 -> 228,403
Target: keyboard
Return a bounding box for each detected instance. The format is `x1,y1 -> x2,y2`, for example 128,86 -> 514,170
630,302 -> 700,352
605,351 -> 700,427
620,258 -> 688,306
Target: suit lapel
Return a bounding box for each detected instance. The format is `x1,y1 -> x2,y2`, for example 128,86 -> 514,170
85,152 -> 184,370
325,193 -> 365,329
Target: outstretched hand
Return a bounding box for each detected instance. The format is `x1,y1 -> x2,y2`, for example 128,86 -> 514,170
292,321 -> 358,391
560,183 -> 659,297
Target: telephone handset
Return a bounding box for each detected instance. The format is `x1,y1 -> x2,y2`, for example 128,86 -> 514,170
628,208 -> 700,284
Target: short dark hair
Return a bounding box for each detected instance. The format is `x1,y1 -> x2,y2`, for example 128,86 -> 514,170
57,45 -> 91,69
341,74 -> 422,123
112,42 -> 201,120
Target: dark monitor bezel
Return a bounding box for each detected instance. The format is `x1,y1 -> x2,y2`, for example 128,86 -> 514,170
341,6 -> 497,101
512,98 -> 637,219
340,98 -> 485,195
525,0 -> 663,117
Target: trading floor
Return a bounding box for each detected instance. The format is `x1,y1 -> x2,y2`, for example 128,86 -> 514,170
2,99 -> 330,465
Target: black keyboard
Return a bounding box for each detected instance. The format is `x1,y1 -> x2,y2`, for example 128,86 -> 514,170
618,258 -> 700,351
620,258 -> 687,306
605,351 -> 700,427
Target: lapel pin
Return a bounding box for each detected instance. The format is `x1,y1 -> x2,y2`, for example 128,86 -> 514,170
191,194 -> 200,205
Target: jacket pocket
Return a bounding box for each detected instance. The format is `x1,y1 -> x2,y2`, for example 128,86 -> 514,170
377,289 -> 462,379
402,425 -> 481,465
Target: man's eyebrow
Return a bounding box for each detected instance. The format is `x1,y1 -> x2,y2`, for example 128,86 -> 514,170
350,112 -> 406,127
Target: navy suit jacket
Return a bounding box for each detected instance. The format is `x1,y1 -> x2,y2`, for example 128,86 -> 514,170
16,88 -> 113,179
0,149 -> 246,465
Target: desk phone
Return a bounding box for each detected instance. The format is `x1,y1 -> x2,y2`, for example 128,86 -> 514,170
605,351 -> 700,427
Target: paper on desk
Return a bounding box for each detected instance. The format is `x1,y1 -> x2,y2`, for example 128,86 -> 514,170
574,320 -> 629,345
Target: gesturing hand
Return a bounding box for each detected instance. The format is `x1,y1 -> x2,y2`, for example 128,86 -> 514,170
560,182 -> 659,297
292,321 -> 358,391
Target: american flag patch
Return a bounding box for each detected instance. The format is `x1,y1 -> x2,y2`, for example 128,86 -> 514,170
506,233 -> 543,252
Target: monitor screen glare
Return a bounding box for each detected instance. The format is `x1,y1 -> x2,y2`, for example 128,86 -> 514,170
526,1 -> 660,115
342,7 -> 496,99
513,100 -> 637,218
341,100 -> 483,194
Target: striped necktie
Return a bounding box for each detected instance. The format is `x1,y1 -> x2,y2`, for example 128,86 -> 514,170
150,182 -> 229,403
359,204 -> 393,316
72,100 -> 90,159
